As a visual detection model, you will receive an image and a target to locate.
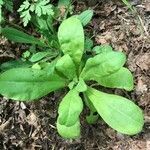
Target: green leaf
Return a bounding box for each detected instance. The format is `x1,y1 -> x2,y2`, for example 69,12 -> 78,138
35,0 -> 54,17
57,89 -> 83,126
85,87 -> 144,135
86,111 -> 99,124
55,54 -> 76,80
83,92 -> 99,125
30,52 -> 51,62
57,119 -> 80,139
75,78 -> 87,92
0,4 -> 4,24
4,0 -> 13,12
18,0 -> 54,26
58,16 -> 84,65
33,16 -> 49,31
0,0 -> 4,5
0,68 -> 67,101
1,27 -> 46,46
32,63 -> 41,70
83,93 -> 96,112
42,60 -> 57,75
92,44 -> 113,54
20,9 -> 31,26
58,0 -> 71,7
84,37 -> 93,52
0,60 -> 32,71
22,51 -> 31,58
80,51 -> 126,80
121,0 -> 134,12
57,88 -> 83,138
17,0 -> 31,26
18,0 -> 30,12
93,67 -> 134,91
78,10 -> 93,26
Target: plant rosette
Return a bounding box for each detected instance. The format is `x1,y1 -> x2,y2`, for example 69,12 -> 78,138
0,16 -> 144,139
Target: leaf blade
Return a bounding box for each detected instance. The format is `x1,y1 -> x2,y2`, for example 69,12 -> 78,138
30,52 -> 51,62
57,119 -> 81,139
85,87 -> 144,135
57,89 -> 83,138
55,54 -> 77,80
1,27 -> 45,46
58,16 -> 84,64
78,10 -> 93,26
81,51 -> 126,80
58,89 -> 83,126
92,67 -> 134,91
0,68 -> 67,101
92,44 -> 113,54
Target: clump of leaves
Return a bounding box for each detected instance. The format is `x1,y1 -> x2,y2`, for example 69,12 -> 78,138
0,16 -> 144,139
18,0 -> 54,26
1,9 -> 94,71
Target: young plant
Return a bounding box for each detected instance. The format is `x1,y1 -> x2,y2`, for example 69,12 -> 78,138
0,16 -> 144,139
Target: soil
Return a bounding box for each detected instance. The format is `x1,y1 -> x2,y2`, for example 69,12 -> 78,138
0,0 -> 150,149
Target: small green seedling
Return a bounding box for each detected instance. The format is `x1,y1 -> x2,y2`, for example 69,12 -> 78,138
0,16 -> 144,139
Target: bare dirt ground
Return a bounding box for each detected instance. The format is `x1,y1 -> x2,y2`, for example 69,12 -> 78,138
0,0 -> 150,149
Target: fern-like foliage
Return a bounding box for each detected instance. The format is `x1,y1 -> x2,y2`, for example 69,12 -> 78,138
18,0 -> 54,26
35,0 -> 54,16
